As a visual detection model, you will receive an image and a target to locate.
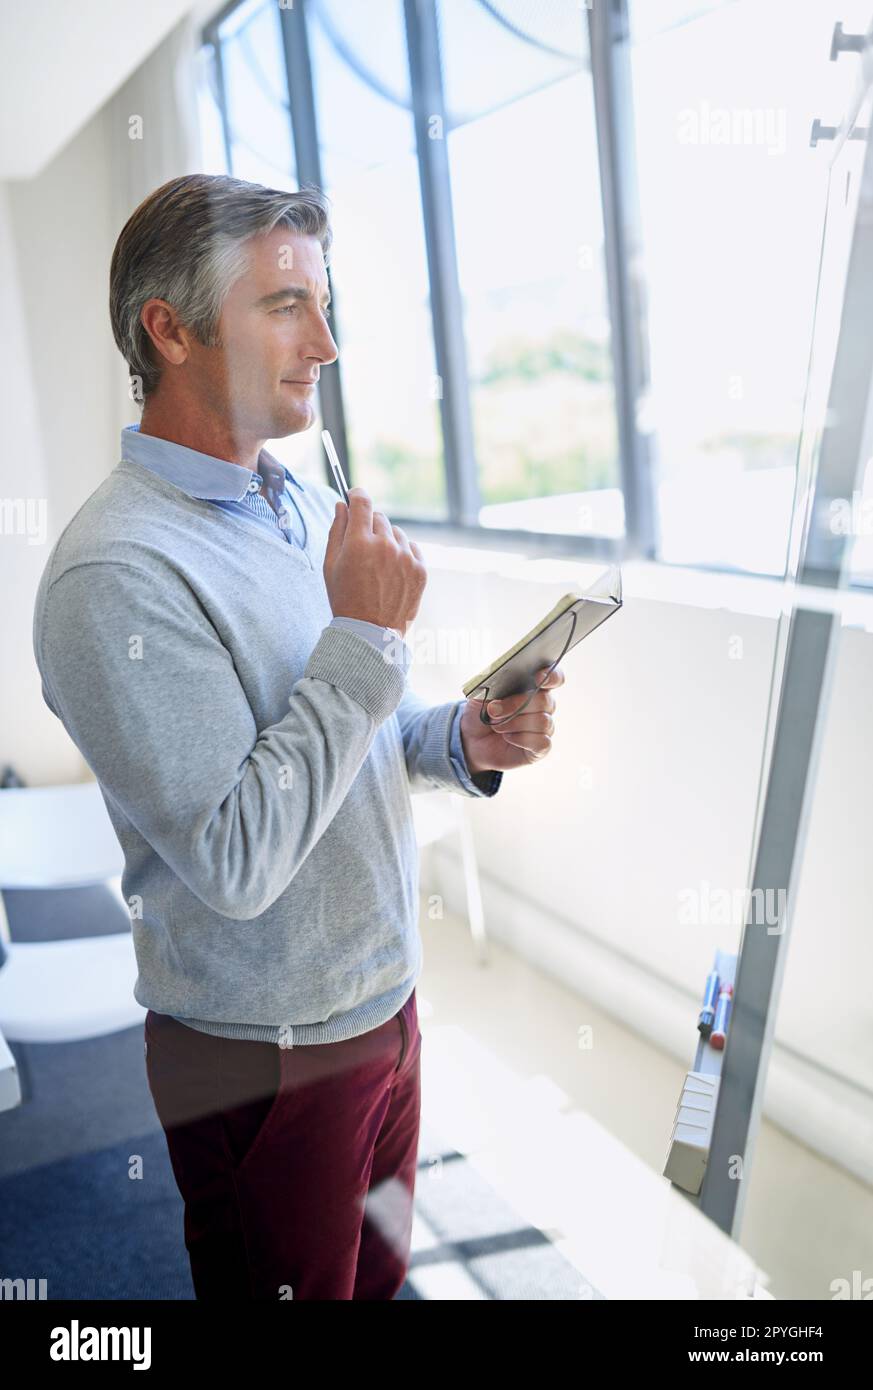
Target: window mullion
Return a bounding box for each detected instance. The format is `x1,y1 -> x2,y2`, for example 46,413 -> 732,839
206,30 -> 234,176
278,0 -> 352,490
588,0 -> 656,559
403,0 -> 481,528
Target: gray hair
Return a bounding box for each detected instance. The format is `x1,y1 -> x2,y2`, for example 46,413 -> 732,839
109,173 -> 333,401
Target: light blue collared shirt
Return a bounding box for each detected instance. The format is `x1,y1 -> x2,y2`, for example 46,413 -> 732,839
119,425 -> 497,797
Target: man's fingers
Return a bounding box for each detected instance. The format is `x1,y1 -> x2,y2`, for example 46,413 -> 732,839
536,665 -> 565,688
498,733 -> 552,760
324,500 -> 348,566
493,712 -> 555,736
487,691 -> 556,719
346,486 -> 374,536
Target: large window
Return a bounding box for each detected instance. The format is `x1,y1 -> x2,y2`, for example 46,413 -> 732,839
437,0 -> 620,539
308,0 -> 446,519
198,0 -> 869,576
199,0 -> 629,551
211,0 -> 296,188
627,0 -> 869,576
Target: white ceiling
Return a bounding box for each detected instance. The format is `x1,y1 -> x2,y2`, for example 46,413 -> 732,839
0,0 -> 216,180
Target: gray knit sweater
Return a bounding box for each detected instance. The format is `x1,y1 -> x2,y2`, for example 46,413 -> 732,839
32,446 -> 501,1044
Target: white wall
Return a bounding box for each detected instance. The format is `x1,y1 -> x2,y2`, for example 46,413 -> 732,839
0,107 -> 120,784
0,0 -> 198,178
0,173 -> 87,784
0,12 -> 202,784
410,552 -> 873,1186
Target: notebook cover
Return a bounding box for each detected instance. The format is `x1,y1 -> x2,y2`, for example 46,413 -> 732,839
462,567 -> 622,720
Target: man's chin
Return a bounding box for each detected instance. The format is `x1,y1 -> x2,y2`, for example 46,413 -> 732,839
269,398 -> 315,438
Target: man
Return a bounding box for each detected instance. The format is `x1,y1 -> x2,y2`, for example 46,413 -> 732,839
32,173 -> 563,1301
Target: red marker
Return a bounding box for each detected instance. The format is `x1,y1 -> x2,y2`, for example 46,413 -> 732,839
709,984 -> 733,1050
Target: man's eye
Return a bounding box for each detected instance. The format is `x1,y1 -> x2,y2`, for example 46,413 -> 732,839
274,304 -> 331,317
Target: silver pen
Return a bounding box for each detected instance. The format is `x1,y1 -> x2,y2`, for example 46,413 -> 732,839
322,429 -> 350,504
322,429 -> 404,645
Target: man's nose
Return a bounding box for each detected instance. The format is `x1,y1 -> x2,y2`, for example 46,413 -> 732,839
312,320 -> 338,366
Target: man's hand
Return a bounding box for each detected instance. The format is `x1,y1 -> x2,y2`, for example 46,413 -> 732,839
459,665 -> 565,775
324,487 -> 427,636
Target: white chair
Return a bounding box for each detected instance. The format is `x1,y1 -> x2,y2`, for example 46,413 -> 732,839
0,934 -> 141,1044
0,783 -> 143,1107
0,782 -> 125,888
411,791 -> 488,964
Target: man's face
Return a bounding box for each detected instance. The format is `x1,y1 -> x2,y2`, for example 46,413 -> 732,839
189,226 -> 338,441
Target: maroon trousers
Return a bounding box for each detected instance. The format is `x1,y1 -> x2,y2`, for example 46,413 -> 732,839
144,989 -> 421,1301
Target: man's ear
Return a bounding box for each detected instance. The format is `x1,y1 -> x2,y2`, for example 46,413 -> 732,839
140,298 -> 190,369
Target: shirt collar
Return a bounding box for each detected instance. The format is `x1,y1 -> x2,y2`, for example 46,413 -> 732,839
120,424 -> 305,501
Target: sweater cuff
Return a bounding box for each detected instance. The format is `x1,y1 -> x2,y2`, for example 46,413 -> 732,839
328,616 -> 412,677
304,624 -> 409,723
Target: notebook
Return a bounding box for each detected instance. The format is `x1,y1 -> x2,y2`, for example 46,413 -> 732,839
462,565 -> 622,725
